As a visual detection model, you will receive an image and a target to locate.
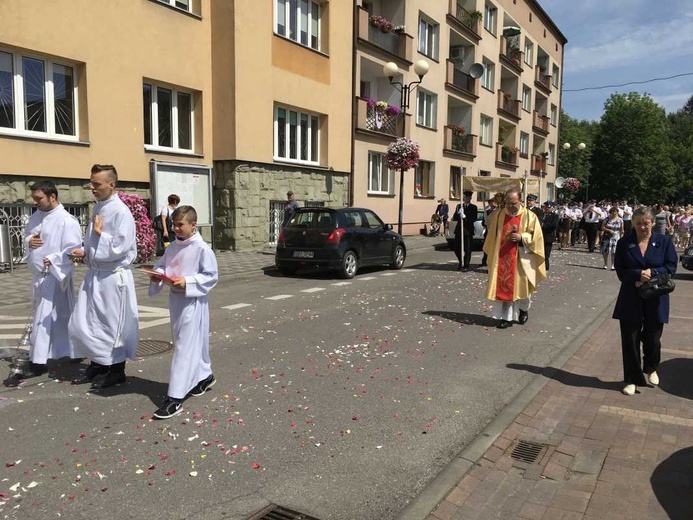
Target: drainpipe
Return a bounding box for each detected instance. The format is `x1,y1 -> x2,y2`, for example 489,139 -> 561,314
348,0 -> 357,207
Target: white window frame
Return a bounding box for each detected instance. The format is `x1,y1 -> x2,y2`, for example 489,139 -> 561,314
416,89 -> 437,129
273,104 -> 321,165
415,160 -> 435,198
0,48 -> 79,142
418,14 -> 439,60
522,85 -> 531,112
275,0 -> 322,51
550,104 -> 557,126
520,132 -> 529,156
143,81 -> 195,153
157,0 -> 193,13
367,152 -> 394,194
548,143 -> 556,165
481,59 -> 495,92
483,3 -> 497,35
552,64 -> 560,88
524,38 -> 533,67
480,114 -> 493,146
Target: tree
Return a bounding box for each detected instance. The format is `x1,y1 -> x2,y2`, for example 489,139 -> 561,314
557,110 -> 598,200
590,93 -> 674,203
667,95 -> 693,202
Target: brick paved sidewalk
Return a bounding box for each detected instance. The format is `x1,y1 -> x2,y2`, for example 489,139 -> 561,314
418,274 -> 693,520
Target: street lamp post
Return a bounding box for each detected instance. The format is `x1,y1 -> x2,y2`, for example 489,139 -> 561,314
383,59 -> 429,235
562,142 -> 587,198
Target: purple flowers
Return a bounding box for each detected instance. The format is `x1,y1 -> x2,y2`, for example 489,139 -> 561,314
118,191 -> 156,264
363,97 -> 400,116
386,138 -> 420,171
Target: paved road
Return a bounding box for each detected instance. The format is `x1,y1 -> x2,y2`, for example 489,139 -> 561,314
0,245 -> 619,520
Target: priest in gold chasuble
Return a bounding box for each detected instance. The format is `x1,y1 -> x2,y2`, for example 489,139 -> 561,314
483,188 -> 546,328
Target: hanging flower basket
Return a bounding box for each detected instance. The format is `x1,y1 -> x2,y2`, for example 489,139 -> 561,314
564,177 -> 581,192
386,138 -> 420,171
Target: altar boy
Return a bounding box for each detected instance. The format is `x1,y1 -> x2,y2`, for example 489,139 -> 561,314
147,205 -> 218,419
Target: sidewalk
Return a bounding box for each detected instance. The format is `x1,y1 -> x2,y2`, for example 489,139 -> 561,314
400,272 -> 693,520
0,233 -> 445,308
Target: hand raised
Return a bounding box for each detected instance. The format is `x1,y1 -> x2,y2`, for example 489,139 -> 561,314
93,215 -> 104,236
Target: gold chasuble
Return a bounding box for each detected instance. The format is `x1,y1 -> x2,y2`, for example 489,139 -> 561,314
483,206 -> 546,301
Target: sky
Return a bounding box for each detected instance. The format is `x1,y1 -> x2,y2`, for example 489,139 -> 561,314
540,0 -> 693,122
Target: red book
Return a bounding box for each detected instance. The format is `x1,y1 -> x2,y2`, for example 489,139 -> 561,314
139,266 -> 178,284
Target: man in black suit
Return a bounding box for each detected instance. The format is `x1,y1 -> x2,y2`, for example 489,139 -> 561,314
453,190 -> 478,271
541,201 -> 559,270
526,194 -> 544,225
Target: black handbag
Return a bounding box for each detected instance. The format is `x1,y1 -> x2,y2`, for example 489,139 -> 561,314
637,273 -> 675,300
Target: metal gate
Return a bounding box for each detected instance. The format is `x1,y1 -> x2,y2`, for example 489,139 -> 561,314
268,200 -> 325,245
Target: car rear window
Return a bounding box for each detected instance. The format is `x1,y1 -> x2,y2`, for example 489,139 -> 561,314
286,211 -> 336,229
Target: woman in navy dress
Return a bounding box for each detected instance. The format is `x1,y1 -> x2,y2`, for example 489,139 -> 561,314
613,206 -> 678,395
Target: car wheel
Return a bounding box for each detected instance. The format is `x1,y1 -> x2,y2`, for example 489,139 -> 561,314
390,244 -> 405,269
278,265 -> 297,276
339,250 -> 358,279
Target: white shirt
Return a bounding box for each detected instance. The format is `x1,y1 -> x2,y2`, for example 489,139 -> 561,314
622,205 -> 633,221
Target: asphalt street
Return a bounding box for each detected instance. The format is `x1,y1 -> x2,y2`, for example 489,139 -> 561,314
0,245 -> 620,520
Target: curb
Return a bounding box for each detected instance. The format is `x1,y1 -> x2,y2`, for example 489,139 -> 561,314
396,292 -> 619,520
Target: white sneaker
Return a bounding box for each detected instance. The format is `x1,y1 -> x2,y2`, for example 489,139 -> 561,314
647,371 -> 659,386
622,384 -> 636,396
603,265 -> 608,270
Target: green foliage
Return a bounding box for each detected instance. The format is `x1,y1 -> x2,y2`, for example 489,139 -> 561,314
667,95 -> 693,199
557,111 -> 597,200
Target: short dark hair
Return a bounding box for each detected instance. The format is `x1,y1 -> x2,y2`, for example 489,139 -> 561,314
91,164 -> 118,183
30,180 -> 58,200
168,194 -> 180,205
171,205 -> 197,223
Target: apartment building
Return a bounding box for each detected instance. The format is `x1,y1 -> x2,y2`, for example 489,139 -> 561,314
353,0 -> 566,234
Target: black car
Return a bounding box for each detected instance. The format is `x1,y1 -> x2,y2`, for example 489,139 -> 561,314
681,245 -> 693,271
275,207 -> 406,278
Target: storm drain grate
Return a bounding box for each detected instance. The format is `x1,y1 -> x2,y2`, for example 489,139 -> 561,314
136,340 -> 173,357
509,439 -> 549,464
247,505 -> 322,520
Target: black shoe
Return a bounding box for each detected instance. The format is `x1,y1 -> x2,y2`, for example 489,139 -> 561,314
19,362 -> 47,379
189,374 -> 216,397
153,398 -> 183,420
72,362 -> 109,384
497,320 -> 513,329
94,362 -> 126,389
457,264 -> 463,271
70,357 -> 86,364
518,310 -> 529,325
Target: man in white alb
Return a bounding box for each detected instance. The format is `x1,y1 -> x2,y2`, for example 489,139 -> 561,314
20,181 -> 83,378
69,164 -> 139,388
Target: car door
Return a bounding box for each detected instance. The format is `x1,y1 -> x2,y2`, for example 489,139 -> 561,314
362,210 -> 392,261
340,209 -> 367,258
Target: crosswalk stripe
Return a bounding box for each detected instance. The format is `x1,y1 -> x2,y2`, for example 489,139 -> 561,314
380,272 -> 398,276
401,269 -> 415,273
0,334 -> 22,340
331,282 -> 352,286
0,324 -> 28,330
265,294 -> 293,301
222,303 -> 253,310
138,318 -> 171,330
357,276 -> 377,281
301,288 -> 325,293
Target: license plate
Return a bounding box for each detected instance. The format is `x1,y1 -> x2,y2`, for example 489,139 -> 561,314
293,251 -> 314,259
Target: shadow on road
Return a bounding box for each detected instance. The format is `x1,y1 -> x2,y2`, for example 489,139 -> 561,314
423,310 -> 498,327
565,262 -> 609,271
656,358 -> 693,400
506,363 -> 623,391
651,446 -> 693,520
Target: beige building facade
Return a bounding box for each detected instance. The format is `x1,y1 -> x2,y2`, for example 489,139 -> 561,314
353,0 -> 566,235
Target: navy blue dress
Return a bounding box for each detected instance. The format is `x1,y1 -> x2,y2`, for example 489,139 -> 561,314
612,232 -> 678,324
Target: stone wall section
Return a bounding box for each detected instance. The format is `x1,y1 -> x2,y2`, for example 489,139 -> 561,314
214,161 -> 350,251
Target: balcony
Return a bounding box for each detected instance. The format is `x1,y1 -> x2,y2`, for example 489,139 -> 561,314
497,90 -> 521,122
531,154 -> 548,175
356,97 -> 406,138
445,60 -> 478,100
496,143 -> 519,168
357,6 -> 413,64
532,111 -> 550,135
499,36 -> 523,74
535,66 -> 552,94
446,0 -> 481,42
443,126 -> 477,158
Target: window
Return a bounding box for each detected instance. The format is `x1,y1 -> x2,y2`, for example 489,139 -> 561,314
479,114 -> 493,146
418,15 -> 439,60
276,0 -> 322,51
0,49 -> 78,139
368,152 -> 393,194
548,143 -> 555,165
449,166 -> 461,200
157,0 -> 192,12
552,65 -> 560,88
416,89 -> 437,128
274,105 -> 320,164
483,3 -> 497,35
522,85 -> 531,112
415,161 -> 435,197
481,59 -> 495,92
364,210 -> 385,229
524,39 -> 533,67
143,82 -> 194,152
550,104 -> 557,126
519,132 -> 529,157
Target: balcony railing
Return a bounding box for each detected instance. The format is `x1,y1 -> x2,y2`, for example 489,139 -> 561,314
446,60 -> 478,97
535,66 -> 552,92
498,90 -> 520,118
496,143 -> 519,166
356,97 -> 405,137
531,154 -> 548,173
500,36 -> 523,70
444,126 -> 477,156
357,6 -> 412,62
448,0 -> 481,38
532,111 -> 550,133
